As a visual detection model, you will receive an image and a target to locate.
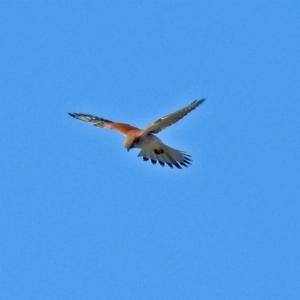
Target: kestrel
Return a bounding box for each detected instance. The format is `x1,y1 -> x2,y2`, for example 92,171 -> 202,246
69,99 -> 206,169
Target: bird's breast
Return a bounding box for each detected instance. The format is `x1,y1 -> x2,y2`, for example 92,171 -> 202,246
137,134 -> 163,149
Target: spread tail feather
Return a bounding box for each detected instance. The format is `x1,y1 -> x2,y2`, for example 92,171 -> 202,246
138,146 -> 192,169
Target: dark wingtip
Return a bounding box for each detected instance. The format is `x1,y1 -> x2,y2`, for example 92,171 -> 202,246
68,112 -> 76,118
198,98 -> 206,105
180,161 -> 189,168
173,161 -> 182,169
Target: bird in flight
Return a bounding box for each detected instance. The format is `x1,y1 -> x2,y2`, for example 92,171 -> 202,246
69,99 -> 206,169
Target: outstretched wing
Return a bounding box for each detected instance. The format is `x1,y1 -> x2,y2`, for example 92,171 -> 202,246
141,99 -> 206,136
68,113 -> 140,136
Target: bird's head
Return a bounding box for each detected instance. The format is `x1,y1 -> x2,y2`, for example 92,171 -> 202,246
124,136 -> 138,151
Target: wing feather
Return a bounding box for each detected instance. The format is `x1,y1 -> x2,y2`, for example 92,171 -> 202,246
141,99 -> 205,136
68,113 -> 140,135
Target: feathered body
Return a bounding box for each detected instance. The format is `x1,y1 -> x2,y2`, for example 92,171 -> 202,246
69,99 -> 205,169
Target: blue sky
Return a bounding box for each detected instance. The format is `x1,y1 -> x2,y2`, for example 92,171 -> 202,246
1,1 -> 300,299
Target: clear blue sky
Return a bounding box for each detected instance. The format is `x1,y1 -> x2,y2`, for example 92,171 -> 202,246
1,2 -> 300,299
